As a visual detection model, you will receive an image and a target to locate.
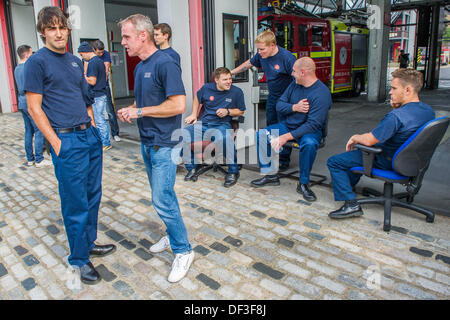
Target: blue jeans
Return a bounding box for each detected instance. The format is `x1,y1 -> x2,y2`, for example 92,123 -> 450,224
20,109 -> 44,163
105,83 -> 120,137
141,144 -> 192,254
327,150 -> 392,201
50,126 -> 103,267
183,122 -> 239,174
257,123 -> 321,184
92,95 -> 111,147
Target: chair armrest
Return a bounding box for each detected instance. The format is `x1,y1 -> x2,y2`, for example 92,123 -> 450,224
231,116 -> 245,123
354,144 -> 382,177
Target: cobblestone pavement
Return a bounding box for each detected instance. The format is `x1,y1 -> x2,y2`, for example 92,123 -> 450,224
0,113 -> 449,300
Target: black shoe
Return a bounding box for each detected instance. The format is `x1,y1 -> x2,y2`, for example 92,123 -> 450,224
296,183 -> 317,202
89,244 -> 116,257
250,175 -> 280,188
80,262 -> 101,285
328,203 -> 364,219
278,163 -> 290,172
224,173 -> 239,188
184,168 -> 198,181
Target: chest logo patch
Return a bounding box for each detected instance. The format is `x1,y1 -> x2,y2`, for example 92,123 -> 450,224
225,98 -> 232,103
144,72 -> 152,78
274,64 -> 280,70
71,62 -> 78,67
209,96 -> 215,101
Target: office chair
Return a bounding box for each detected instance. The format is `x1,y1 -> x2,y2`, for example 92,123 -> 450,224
350,116 -> 449,232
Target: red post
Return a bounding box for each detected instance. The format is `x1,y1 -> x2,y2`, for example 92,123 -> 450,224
0,0 -> 18,112
189,0 -> 205,96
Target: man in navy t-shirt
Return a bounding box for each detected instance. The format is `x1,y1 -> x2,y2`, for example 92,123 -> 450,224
182,67 -> 246,187
327,68 -> 435,219
23,6 -> 115,285
231,29 -> 296,170
251,58 -> 331,202
154,23 -> 181,65
117,14 -> 193,283
93,39 -> 121,142
78,42 -> 112,150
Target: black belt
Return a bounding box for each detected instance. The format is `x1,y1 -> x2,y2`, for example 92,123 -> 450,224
56,122 -> 91,134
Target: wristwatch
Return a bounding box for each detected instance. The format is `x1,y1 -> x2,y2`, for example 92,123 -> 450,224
137,108 -> 143,118
226,109 -> 230,116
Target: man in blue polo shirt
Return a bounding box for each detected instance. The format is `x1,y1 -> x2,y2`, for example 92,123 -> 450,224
251,58 -> 331,202
92,39 -> 121,142
154,23 -> 181,65
327,68 -> 435,219
23,6 -> 115,285
117,14 -> 194,283
182,67 -> 246,187
78,42 -> 112,151
231,29 -> 296,171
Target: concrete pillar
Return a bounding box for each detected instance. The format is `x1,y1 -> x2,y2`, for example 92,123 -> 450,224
0,21 -> 13,113
367,0 -> 391,102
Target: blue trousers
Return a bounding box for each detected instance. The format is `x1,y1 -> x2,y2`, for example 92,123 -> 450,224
20,109 -> 44,163
105,83 -> 120,137
327,150 -> 392,201
92,95 -> 111,147
256,123 -> 322,184
141,144 -> 192,254
183,122 -> 239,174
50,126 -> 103,267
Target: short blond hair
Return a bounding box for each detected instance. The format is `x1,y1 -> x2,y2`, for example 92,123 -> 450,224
255,30 -> 276,46
391,68 -> 424,93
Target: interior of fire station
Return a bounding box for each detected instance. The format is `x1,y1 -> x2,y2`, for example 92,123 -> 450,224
1,0 -> 449,217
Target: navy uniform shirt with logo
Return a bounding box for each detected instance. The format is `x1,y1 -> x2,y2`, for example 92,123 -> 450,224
86,55 -> 107,97
197,83 -> 246,125
161,47 -> 181,66
250,46 -> 296,96
134,50 -> 185,147
371,101 -> 435,160
23,47 -> 93,128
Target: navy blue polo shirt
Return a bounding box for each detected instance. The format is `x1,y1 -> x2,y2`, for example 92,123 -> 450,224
23,47 -> 92,128
250,46 -> 296,97
14,63 -> 27,110
276,79 -> 332,141
372,102 -> 435,159
197,83 -> 246,125
99,50 -> 112,63
161,47 -> 181,65
86,56 -> 107,97
134,50 -> 186,147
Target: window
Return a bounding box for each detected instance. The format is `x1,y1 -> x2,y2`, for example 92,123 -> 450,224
298,24 -> 308,47
312,26 -> 323,47
223,14 -> 248,82
274,22 -> 285,48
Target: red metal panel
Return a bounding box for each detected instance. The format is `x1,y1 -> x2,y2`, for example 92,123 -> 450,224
333,32 -> 352,89
189,0 -> 205,96
0,0 -> 18,112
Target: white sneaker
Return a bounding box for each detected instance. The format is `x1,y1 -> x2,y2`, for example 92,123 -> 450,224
149,235 -> 170,253
113,135 -> 121,142
35,159 -> 52,168
26,161 -> 35,167
168,251 -> 195,283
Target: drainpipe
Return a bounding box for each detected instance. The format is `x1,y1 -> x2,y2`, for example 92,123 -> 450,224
189,0 -> 205,96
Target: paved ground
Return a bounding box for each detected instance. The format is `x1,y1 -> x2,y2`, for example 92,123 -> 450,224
0,112 -> 449,300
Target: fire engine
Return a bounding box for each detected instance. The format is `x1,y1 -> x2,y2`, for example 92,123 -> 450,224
257,9 -> 369,100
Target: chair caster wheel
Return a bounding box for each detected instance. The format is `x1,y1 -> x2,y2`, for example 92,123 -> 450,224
426,216 -> 434,223
362,189 -> 370,197
383,224 -> 391,232
191,176 -> 198,182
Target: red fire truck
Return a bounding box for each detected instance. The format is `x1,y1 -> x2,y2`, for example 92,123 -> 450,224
257,12 -> 369,100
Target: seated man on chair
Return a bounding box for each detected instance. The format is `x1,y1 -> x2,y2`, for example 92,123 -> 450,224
183,67 -> 246,188
251,57 -> 332,201
327,68 -> 435,219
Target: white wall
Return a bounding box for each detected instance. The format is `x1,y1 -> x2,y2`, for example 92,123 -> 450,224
157,0 -> 193,121
32,0 -> 53,49
0,25 -> 13,113
10,2 -> 39,59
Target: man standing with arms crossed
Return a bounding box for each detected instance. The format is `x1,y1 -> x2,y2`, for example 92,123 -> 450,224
117,14 -> 194,283
231,30 -> 296,171
24,6 -> 116,285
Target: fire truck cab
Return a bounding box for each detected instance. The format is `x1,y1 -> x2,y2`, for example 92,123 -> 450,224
257,13 -> 369,101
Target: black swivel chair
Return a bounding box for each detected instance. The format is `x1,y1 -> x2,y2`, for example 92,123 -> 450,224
350,116 -> 449,232
278,115 -> 329,186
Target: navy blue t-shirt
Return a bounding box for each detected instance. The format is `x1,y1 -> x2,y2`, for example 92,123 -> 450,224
87,56 -> 107,97
372,102 -> 435,160
161,47 -> 181,65
99,50 -> 112,63
250,46 -> 296,97
23,47 -> 92,128
197,83 -> 246,125
14,63 -> 27,110
276,79 -> 332,141
134,50 -> 186,147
